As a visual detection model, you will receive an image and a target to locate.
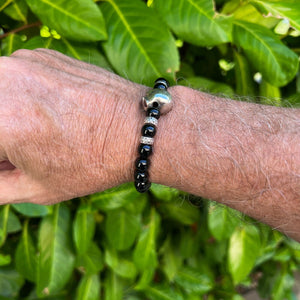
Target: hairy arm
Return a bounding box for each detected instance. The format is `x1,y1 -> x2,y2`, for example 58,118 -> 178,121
0,49 -> 299,240
149,86 -> 300,240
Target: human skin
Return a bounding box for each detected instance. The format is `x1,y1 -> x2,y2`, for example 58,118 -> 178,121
0,49 -> 299,240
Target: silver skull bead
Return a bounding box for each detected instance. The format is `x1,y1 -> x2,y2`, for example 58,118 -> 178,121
142,88 -> 173,115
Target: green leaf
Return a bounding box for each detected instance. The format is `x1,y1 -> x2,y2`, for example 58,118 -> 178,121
228,225 -> 261,284
133,208 -> 160,271
272,268 -> 294,300
12,203 -> 50,217
0,269 -> 24,297
91,184 -> 147,211
158,200 -> 199,225
0,205 -> 10,247
105,247 -> 137,279
208,203 -> 240,241
233,50 -> 256,96
174,266 -> 214,294
15,220 -> 37,282
160,237 -> 182,281
105,209 -> 140,251
101,0 -> 179,85
259,80 -> 281,106
4,0 -> 28,22
0,254 -> 11,266
233,20 -> 299,86
73,205 -> 96,255
179,76 -> 234,97
153,0 -> 232,47
36,204 -> 75,296
143,284 -> 184,300
104,271 -> 123,300
25,0 -> 107,41
1,34 -> 24,56
250,0 -> 300,31
76,274 -> 101,300
151,184 -> 180,202
76,242 -> 104,275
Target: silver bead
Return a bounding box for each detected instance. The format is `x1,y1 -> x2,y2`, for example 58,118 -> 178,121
144,117 -> 158,126
140,136 -> 154,145
142,88 -> 173,115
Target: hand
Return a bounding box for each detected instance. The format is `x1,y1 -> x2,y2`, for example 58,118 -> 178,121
0,49 -> 145,205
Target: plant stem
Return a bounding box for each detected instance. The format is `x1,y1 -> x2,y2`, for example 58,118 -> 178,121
0,21 -> 41,39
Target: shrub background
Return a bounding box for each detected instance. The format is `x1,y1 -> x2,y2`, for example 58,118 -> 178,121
0,0 -> 300,299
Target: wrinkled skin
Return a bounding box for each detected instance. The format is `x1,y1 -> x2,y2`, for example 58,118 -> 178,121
0,49 -> 145,204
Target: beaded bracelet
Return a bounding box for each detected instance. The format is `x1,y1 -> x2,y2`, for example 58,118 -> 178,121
134,78 -> 173,193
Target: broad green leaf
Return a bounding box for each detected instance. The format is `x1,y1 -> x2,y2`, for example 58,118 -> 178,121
101,0 -> 179,85
36,204 -> 75,296
105,209 -> 140,251
133,208 -> 160,270
91,184 -> 147,211
143,284 -> 184,300
135,267 -> 156,290
0,0 -> 13,12
179,76 -> 234,97
24,36 -> 67,52
76,274 -> 100,300
259,80 -> 281,106
4,0 -> 27,22
0,254 -> 11,266
73,205 -> 96,255
153,0 -> 232,47
233,50 -> 256,96
1,34 -> 24,56
250,0 -> 300,31
228,225 -> 261,284
76,242 -> 104,275
151,184 -> 180,202
208,203 -> 240,241
272,268 -> 294,300
15,221 -> 37,282
25,0 -> 107,41
12,203 -> 50,217
0,269 -> 24,297
158,200 -> 199,225
233,20 -> 299,86
174,266 -> 214,294
61,39 -> 112,69
104,271 -> 123,300
105,247 -> 137,279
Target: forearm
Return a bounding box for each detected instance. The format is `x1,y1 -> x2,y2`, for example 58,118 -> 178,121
148,86 -> 300,240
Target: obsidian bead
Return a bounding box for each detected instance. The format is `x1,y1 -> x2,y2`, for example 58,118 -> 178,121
154,78 -> 170,89
154,83 -> 167,89
135,181 -> 151,193
147,108 -> 160,119
142,125 -> 156,137
138,144 -> 152,158
134,171 -> 148,183
135,159 -> 149,172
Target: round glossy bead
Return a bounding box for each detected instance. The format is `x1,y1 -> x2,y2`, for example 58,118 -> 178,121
138,144 -> 152,158
154,83 -> 167,90
142,125 -> 156,137
142,89 -> 173,115
147,108 -> 160,119
135,159 -> 149,172
134,171 -> 148,183
154,78 -> 170,89
134,181 -> 151,193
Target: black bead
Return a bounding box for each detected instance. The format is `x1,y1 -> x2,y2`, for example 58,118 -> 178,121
142,125 -> 156,137
147,108 -> 160,119
135,159 -> 149,172
154,78 -> 170,89
135,181 -> 151,193
134,171 -> 148,183
154,83 -> 167,89
138,144 -> 152,158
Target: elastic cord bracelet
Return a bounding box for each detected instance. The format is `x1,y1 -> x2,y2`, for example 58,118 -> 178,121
134,78 -> 173,193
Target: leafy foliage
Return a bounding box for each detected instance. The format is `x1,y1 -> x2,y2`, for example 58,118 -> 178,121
1,0 -> 300,298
